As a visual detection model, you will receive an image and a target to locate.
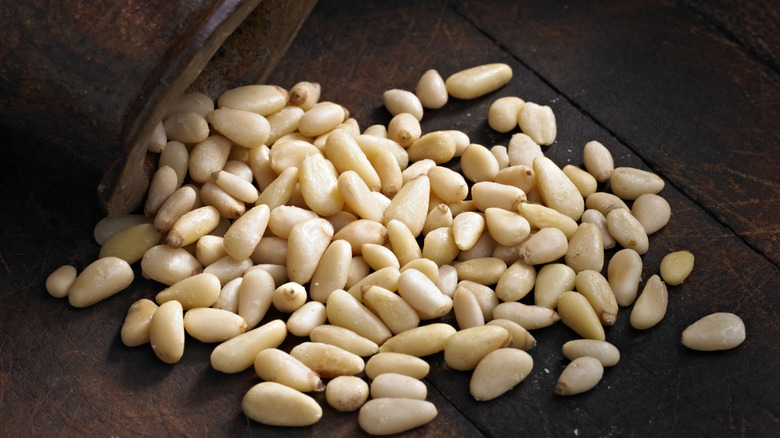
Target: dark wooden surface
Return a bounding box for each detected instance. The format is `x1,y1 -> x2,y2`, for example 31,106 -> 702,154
1,0 -> 778,436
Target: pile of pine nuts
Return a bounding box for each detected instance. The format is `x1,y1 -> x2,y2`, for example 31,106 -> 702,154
46,62 -> 745,434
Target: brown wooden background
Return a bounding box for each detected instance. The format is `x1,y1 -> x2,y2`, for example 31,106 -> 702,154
1,0 -> 778,436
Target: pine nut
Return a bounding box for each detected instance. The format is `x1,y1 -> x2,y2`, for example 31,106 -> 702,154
199,182 -> 245,219
565,223 -> 605,274
423,204 -> 453,235
266,106 -> 305,145
98,223 -> 161,265
154,186 -> 197,233
206,108 -> 270,148
309,239 -> 352,303
562,164 -> 597,198
556,292 -> 605,340
326,376 -> 369,413
242,381 -> 322,427
575,270 -> 618,326
217,84 -> 288,116
290,342 -> 365,378
299,153 -> 344,217
383,89 -> 424,121
359,398 -> 437,436
495,164 -> 536,193
533,156 -> 584,221
183,307 -> 246,343
333,219 -> 387,256
144,165 -> 179,217
164,111 -> 209,144
533,263 -> 576,309
518,102 -> 556,145
610,167 -> 665,200
608,248 -> 643,306
67,257 -> 134,308
461,143 -> 499,183
289,81 -> 321,111
484,207 -> 531,247
46,264 -> 77,299
445,63 -> 512,99
457,280 -> 499,322
287,217 -> 334,284
238,268 -> 275,329
681,312 -> 745,351
444,325 -> 511,371
326,130 -> 382,191
121,298 -> 158,347
272,281 -> 307,313
370,373 -> 427,400
377,323 -> 455,357
298,102 -> 348,137
210,319 -> 287,373
606,207 -> 649,255
453,286 -> 485,329
660,250 -> 695,286
93,214 -> 151,245
415,69 -> 448,109
630,275 -> 668,330
470,348 -> 533,401
365,352 -> 430,380
286,301 -> 327,337
488,97 -> 524,133
398,268 -> 453,320
493,301 -> 561,330
212,277 -> 241,313
309,324 -> 379,357
555,356 -> 604,395
472,182 -> 527,212
384,175 -> 430,237
141,245 -> 202,286
517,202 -> 579,239
580,208 -> 617,249
149,300 -> 185,364
223,204 -> 269,260
562,339 -> 620,367
401,158 -> 435,185
255,166 -> 299,210
254,348 -> 324,392
155,273 -> 221,310
518,227 -> 568,265
165,91 -> 214,118
451,211 -> 485,251
326,289 -> 392,345
582,140 -> 614,183
495,260 -> 536,302
454,257 -> 507,285
165,205 -> 221,249
486,319 -> 536,350
345,266 -> 400,300
632,193 -> 671,235
203,254 -> 252,285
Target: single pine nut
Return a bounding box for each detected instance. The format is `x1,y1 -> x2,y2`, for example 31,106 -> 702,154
492,301 -> 561,330
555,356 -> 604,395
517,202 -> 579,239
610,167 -> 665,200
290,342 -> 365,378
562,339 -> 620,367
251,264 -> 288,287
286,301 -> 327,337
575,270 -> 618,326
165,206 -> 221,249
254,348 -> 324,392
211,170 -> 258,204
165,91 -> 214,118
188,135 -> 232,183
377,323 -> 455,357
534,263 -> 576,309
423,204 -> 453,235
272,281 -> 307,313
346,266 -> 401,300
268,205 -> 317,240
401,158 -> 435,185
632,193 -> 671,235
585,192 -> 629,216
472,182 -> 527,212
158,141 -> 189,187
398,268 -> 452,320
495,164 -> 536,193
199,182 -> 246,219
141,245 -> 202,286
660,250 -> 695,286
326,289 -> 392,345
144,165 -> 179,217
422,227 -> 460,267
149,300 -> 185,364
486,319 -> 536,350
298,101 -> 348,137
46,265 -> 77,298
485,207 -> 531,247
453,286 -> 485,329
183,307 -> 246,343
289,81 -> 321,111
470,348 -> 533,401
121,298 -> 158,347
452,211 -> 485,250
444,325 -> 511,371
287,217 -> 334,285
415,69 -> 448,109
217,84 -> 288,116
436,264 -> 458,297
155,273 -> 221,310
255,166 -> 299,210
242,381 -> 322,427
461,143 -> 499,183
371,373 -> 427,400
630,275 -> 668,330
98,223 -> 162,265
606,207 -> 649,255
386,219 -> 422,266
383,175 -> 430,237
359,398 -> 437,436
299,153 -> 344,217
557,291 -> 605,340
518,102 -> 556,145
266,106 -> 305,145
93,214 -> 151,245
608,248 -> 643,306
212,277 -> 242,314
582,140 -> 614,183
495,260 -> 536,302
203,254 -> 252,285
365,352 -> 430,380
507,133 -> 542,167
445,63 -> 512,99
68,257 -> 134,308
383,89 -> 424,121
444,130 -> 471,157
164,112 -> 209,144
488,97 -> 524,133
309,239 -> 352,303
238,268 -> 275,329
580,209 -> 617,249
457,280 -> 499,322
681,313 -> 745,351
338,171 -> 384,222
309,324 -> 379,357
362,285 -> 420,335
333,219 -> 387,256
518,227 -> 568,265
454,257 -> 507,285
408,131 -> 457,164
326,130 -> 381,190
207,108 -> 270,148
223,204 -> 269,260
533,156 -> 584,221
326,376 -> 369,412
562,164 -> 598,198
154,186 -> 197,233
210,319 -> 287,373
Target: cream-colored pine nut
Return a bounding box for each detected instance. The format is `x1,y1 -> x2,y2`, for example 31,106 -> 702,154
247,144 -> 275,191
203,270 -> 242,301
290,342 -> 365,378
98,223 -> 161,265
397,268 -> 451,320
299,153 -> 343,216
199,181 -> 246,219
632,193 -> 671,235
488,97 -> 524,133
165,91 -> 214,118
383,89 -> 424,121
388,113 -> 422,148
309,239 -> 352,303
285,301 -> 326,337
557,291 -> 605,340
326,289 -> 392,345
359,398 -> 438,436
141,245 -> 202,286
682,313 -> 745,351
211,170 -> 258,203
660,250 -> 695,286
289,81 -> 321,111
155,273 -> 221,310
491,145 -> 510,170
610,167 -> 665,200
454,257 -> 507,286
386,219 -> 422,266
423,204 -> 453,235
487,319 -> 536,350
422,227 -> 460,267
427,166 -> 468,204
408,131 -> 457,164
585,192 -> 629,216
159,141 -> 189,187
494,260 -> 535,302
222,204 -> 269,260
444,130 -> 470,157
254,348 -> 324,393
495,165 -> 536,194
309,325 -> 379,357
533,156 -> 584,221
472,182 -> 527,212
333,219 -> 387,256
367,144 -> 404,198
555,356 -> 604,396
326,376 -> 369,413
371,373 -> 427,400
518,227 -> 568,266
46,265 -> 77,299
484,207 -> 531,247
202,254 -> 252,285
267,205 -> 317,239
449,200 -> 479,217
286,217 -> 334,285
338,171 -> 383,222
144,165 -> 179,217
461,143 -> 499,183
492,301 -> 561,330
606,207 -> 649,255
149,300 -> 185,364
444,325 -> 511,371
255,166 -> 298,211
196,235 -> 226,267
183,307 -> 246,343
189,135 -> 232,183
580,208 -> 617,249
377,323 -> 455,357
445,63 -> 512,99
608,248 -> 642,306
452,211 -> 485,250
325,130 -> 381,190
582,140 -> 614,183
563,164 -> 597,198
298,101 -> 348,137
562,339 -> 620,367
93,214 -> 151,245
207,108 -> 270,148
436,264 -> 458,298
237,266 -> 276,329
516,202 -> 579,239
361,243 -> 400,271
360,284 -> 419,335
217,84 -> 288,115
356,134 -> 409,170
565,223 -> 605,273
470,348 -> 533,401
575,270 -> 618,326
415,69 -> 448,109
365,352 -> 430,380
533,263 -> 576,309
210,319 -> 287,373
400,258 -> 440,285
121,298 -> 158,347
154,186 -> 197,233
518,102 -> 556,145
165,205 -> 220,248
225,159 -> 254,179
630,275 -> 668,330
272,281 -> 307,313
346,266 -> 400,300
163,111 -> 209,144
507,133 -> 543,167
265,106 -> 304,145
453,286 -> 485,329
242,381 -> 322,427
384,175 -> 430,237
457,281 -> 499,322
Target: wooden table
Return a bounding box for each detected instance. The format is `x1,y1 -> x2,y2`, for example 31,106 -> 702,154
1,0 -> 778,436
